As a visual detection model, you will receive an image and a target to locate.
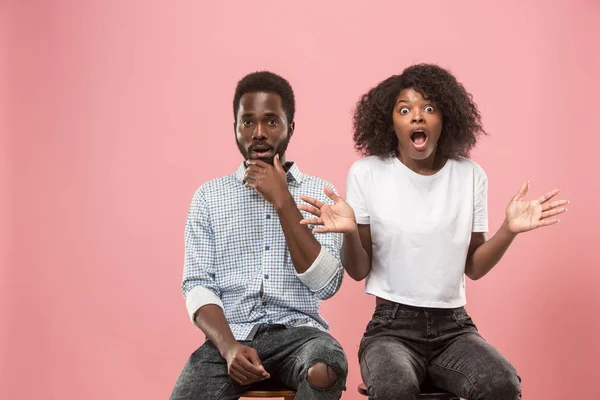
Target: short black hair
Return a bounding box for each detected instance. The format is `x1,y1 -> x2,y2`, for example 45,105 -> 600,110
233,71 -> 295,124
353,64 -> 486,159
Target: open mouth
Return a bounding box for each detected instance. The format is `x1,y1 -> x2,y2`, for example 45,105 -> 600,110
249,145 -> 273,157
410,128 -> 428,149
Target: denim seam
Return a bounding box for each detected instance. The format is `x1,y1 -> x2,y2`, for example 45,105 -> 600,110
452,313 -> 478,331
215,379 -> 236,400
429,362 -> 481,399
363,355 -> 375,398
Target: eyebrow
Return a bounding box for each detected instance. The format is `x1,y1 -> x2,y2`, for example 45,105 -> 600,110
395,99 -> 433,107
240,111 -> 281,118
262,112 -> 278,117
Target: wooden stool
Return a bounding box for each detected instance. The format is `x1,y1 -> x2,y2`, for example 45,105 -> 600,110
242,387 -> 296,399
358,382 -> 460,399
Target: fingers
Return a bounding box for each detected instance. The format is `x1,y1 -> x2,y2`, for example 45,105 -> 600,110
542,199 -> 569,212
537,218 -> 560,227
299,217 -> 323,225
243,166 -> 265,188
245,179 -> 257,189
231,359 -> 266,384
246,348 -> 270,379
244,166 -> 263,181
246,165 -> 264,174
299,195 -> 324,209
247,159 -> 269,168
229,369 -> 249,385
537,189 -> 560,204
229,366 -> 264,386
298,204 -> 322,217
513,181 -> 530,201
227,346 -> 269,385
236,349 -> 268,382
541,207 -> 567,219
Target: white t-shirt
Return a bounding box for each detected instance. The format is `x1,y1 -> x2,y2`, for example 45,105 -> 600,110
345,155 -> 488,308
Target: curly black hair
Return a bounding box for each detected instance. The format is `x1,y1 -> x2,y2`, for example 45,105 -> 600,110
353,64 -> 486,159
233,71 -> 295,124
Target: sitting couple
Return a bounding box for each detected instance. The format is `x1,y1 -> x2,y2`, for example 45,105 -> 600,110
170,66 -> 567,400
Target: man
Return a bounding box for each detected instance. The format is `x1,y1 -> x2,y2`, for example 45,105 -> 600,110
170,71 -> 348,400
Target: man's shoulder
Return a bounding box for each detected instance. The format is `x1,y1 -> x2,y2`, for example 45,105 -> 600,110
301,172 -> 335,189
298,172 -> 339,200
193,173 -> 239,201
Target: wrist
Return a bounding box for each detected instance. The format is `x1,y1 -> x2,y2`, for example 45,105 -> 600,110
343,222 -> 359,236
500,219 -> 519,238
218,339 -> 238,359
273,191 -> 295,212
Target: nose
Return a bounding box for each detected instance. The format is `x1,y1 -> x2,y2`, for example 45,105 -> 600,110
411,111 -> 424,124
252,122 -> 268,140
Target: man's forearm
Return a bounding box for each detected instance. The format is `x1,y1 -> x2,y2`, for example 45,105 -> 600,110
275,193 -> 321,274
194,304 -> 237,357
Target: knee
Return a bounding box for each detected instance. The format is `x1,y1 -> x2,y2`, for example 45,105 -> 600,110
364,364 -> 419,400
307,362 -> 339,389
478,372 -> 521,400
368,380 -> 419,400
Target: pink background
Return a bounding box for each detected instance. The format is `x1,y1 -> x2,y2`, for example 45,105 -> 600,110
3,1 -> 600,399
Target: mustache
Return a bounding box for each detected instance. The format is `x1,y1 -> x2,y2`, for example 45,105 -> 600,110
248,143 -> 274,152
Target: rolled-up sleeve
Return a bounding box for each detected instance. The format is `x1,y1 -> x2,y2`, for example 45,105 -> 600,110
181,188 -> 223,325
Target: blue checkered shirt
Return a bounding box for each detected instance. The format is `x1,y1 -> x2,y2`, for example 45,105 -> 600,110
182,162 -> 344,340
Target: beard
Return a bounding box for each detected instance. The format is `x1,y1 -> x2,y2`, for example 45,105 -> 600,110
236,136 -> 291,165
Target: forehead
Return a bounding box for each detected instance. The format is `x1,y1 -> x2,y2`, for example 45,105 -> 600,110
397,87 -> 430,103
237,92 -> 285,116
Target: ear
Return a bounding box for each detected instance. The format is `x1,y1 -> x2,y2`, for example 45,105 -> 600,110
288,121 -> 295,138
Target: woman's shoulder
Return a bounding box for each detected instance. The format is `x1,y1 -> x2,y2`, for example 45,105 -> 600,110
350,154 -> 394,173
451,157 -> 487,178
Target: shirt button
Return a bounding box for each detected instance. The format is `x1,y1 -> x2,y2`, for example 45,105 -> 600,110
266,214 -> 271,219
265,246 -> 270,250
264,274 -> 269,279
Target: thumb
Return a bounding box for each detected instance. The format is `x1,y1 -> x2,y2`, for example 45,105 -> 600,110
246,348 -> 269,376
513,181 -> 530,201
324,186 -> 343,203
246,348 -> 263,368
274,154 -> 284,172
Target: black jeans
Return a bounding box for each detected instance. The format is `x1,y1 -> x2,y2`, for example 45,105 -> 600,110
359,303 -> 521,400
171,325 -> 347,400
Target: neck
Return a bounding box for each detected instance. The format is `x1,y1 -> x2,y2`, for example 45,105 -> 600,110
397,148 -> 445,176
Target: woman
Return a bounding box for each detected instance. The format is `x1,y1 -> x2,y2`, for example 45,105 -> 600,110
299,64 -> 568,399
